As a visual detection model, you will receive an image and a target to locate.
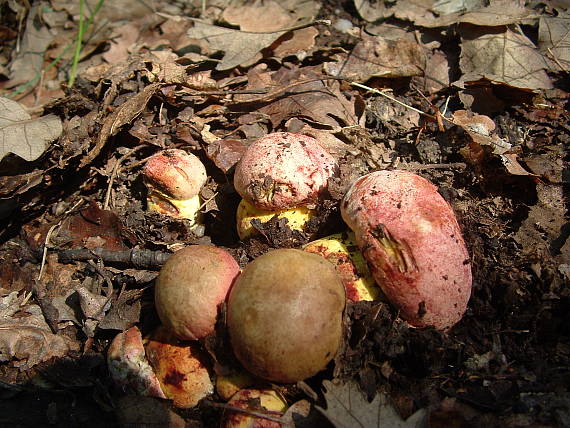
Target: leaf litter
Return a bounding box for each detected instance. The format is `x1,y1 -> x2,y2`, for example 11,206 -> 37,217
0,0 -> 568,426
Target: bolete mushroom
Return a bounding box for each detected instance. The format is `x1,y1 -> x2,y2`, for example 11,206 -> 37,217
233,132 -> 338,239
341,170 -> 472,329
155,245 -> 240,341
143,149 -> 207,231
227,249 -> 345,383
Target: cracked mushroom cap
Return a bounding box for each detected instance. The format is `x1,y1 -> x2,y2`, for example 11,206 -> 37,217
233,132 -> 338,211
143,149 -> 207,200
341,170 -> 472,330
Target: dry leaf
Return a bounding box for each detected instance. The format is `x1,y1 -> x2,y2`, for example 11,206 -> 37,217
0,97 -> 63,162
0,293 -> 72,370
7,4 -> 53,88
355,0 -> 533,28
317,380 -> 427,428
459,26 -> 552,90
538,14 -> 570,72
187,21 -> 285,71
223,0 -> 319,32
324,34 -> 424,81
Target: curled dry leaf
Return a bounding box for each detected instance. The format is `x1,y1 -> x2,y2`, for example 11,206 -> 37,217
0,97 -> 62,162
0,293 -> 74,370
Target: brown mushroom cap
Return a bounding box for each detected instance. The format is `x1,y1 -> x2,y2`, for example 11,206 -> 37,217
155,245 -> 240,340
227,249 -> 345,383
233,132 -> 338,210
143,149 -> 207,200
341,170 -> 472,330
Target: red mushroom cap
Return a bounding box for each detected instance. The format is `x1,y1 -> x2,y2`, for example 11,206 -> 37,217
233,132 -> 338,210
143,149 -> 207,200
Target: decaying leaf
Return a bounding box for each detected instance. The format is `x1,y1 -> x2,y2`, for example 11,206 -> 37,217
354,0 -> 533,28
452,110 -> 511,155
0,293 -> 73,370
0,97 -> 63,162
317,380 -> 427,428
459,26 -> 552,91
79,83 -> 161,167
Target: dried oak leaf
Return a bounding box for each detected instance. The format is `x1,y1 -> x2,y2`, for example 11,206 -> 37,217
0,293 -> 74,370
538,14 -> 570,72
0,97 -> 62,161
317,380 -> 427,428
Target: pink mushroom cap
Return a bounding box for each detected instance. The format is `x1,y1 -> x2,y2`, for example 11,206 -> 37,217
341,170 -> 472,330
143,149 -> 207,200
233,132 -> 338,210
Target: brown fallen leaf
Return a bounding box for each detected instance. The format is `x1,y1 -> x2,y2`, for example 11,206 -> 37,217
6,4 -> 53,88
459,26 -> 552,91
187,21 -> 286,71
0,292 -> 74,370
324,33 -> 424,81
0,97 -> 63,162
317,380 -> 427,428
538,14 -> 570,72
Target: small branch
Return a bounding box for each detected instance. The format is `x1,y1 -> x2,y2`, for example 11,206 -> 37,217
57,247 -> 171,270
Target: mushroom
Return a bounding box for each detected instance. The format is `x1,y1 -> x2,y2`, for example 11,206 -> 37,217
144,326 -> 213,408
106,326 -> 214,409
302,231 -> 380,302
233,132 -> 338,239
143,149 -> 207,231
154,245 -> 240,341
341,170 -> 472,329
227,249 -> 345,383
107,326 -> 166,399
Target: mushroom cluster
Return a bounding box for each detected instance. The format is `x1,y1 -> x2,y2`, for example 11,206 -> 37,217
108,131 -> 473,424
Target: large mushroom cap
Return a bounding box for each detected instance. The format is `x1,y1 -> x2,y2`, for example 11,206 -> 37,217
233,132 -> 338,211
143,149 -> 207,200
341,170 -> 472,330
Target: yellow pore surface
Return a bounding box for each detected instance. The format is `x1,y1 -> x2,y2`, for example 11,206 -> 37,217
303,232 -> 380,302
236,199 -> 314,239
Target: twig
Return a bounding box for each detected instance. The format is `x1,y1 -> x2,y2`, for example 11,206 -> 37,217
58,247 -> 171,270
185,17 -> 331,35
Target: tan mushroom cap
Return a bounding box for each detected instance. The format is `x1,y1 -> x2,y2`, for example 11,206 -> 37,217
233,132 -> 338,210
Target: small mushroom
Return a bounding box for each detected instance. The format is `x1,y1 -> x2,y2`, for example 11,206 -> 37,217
143,149 -> 207,231
155,245 -> 240,341
107,326 -> 166,399
341,170 -> 472,329
233,133 -> 337,239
